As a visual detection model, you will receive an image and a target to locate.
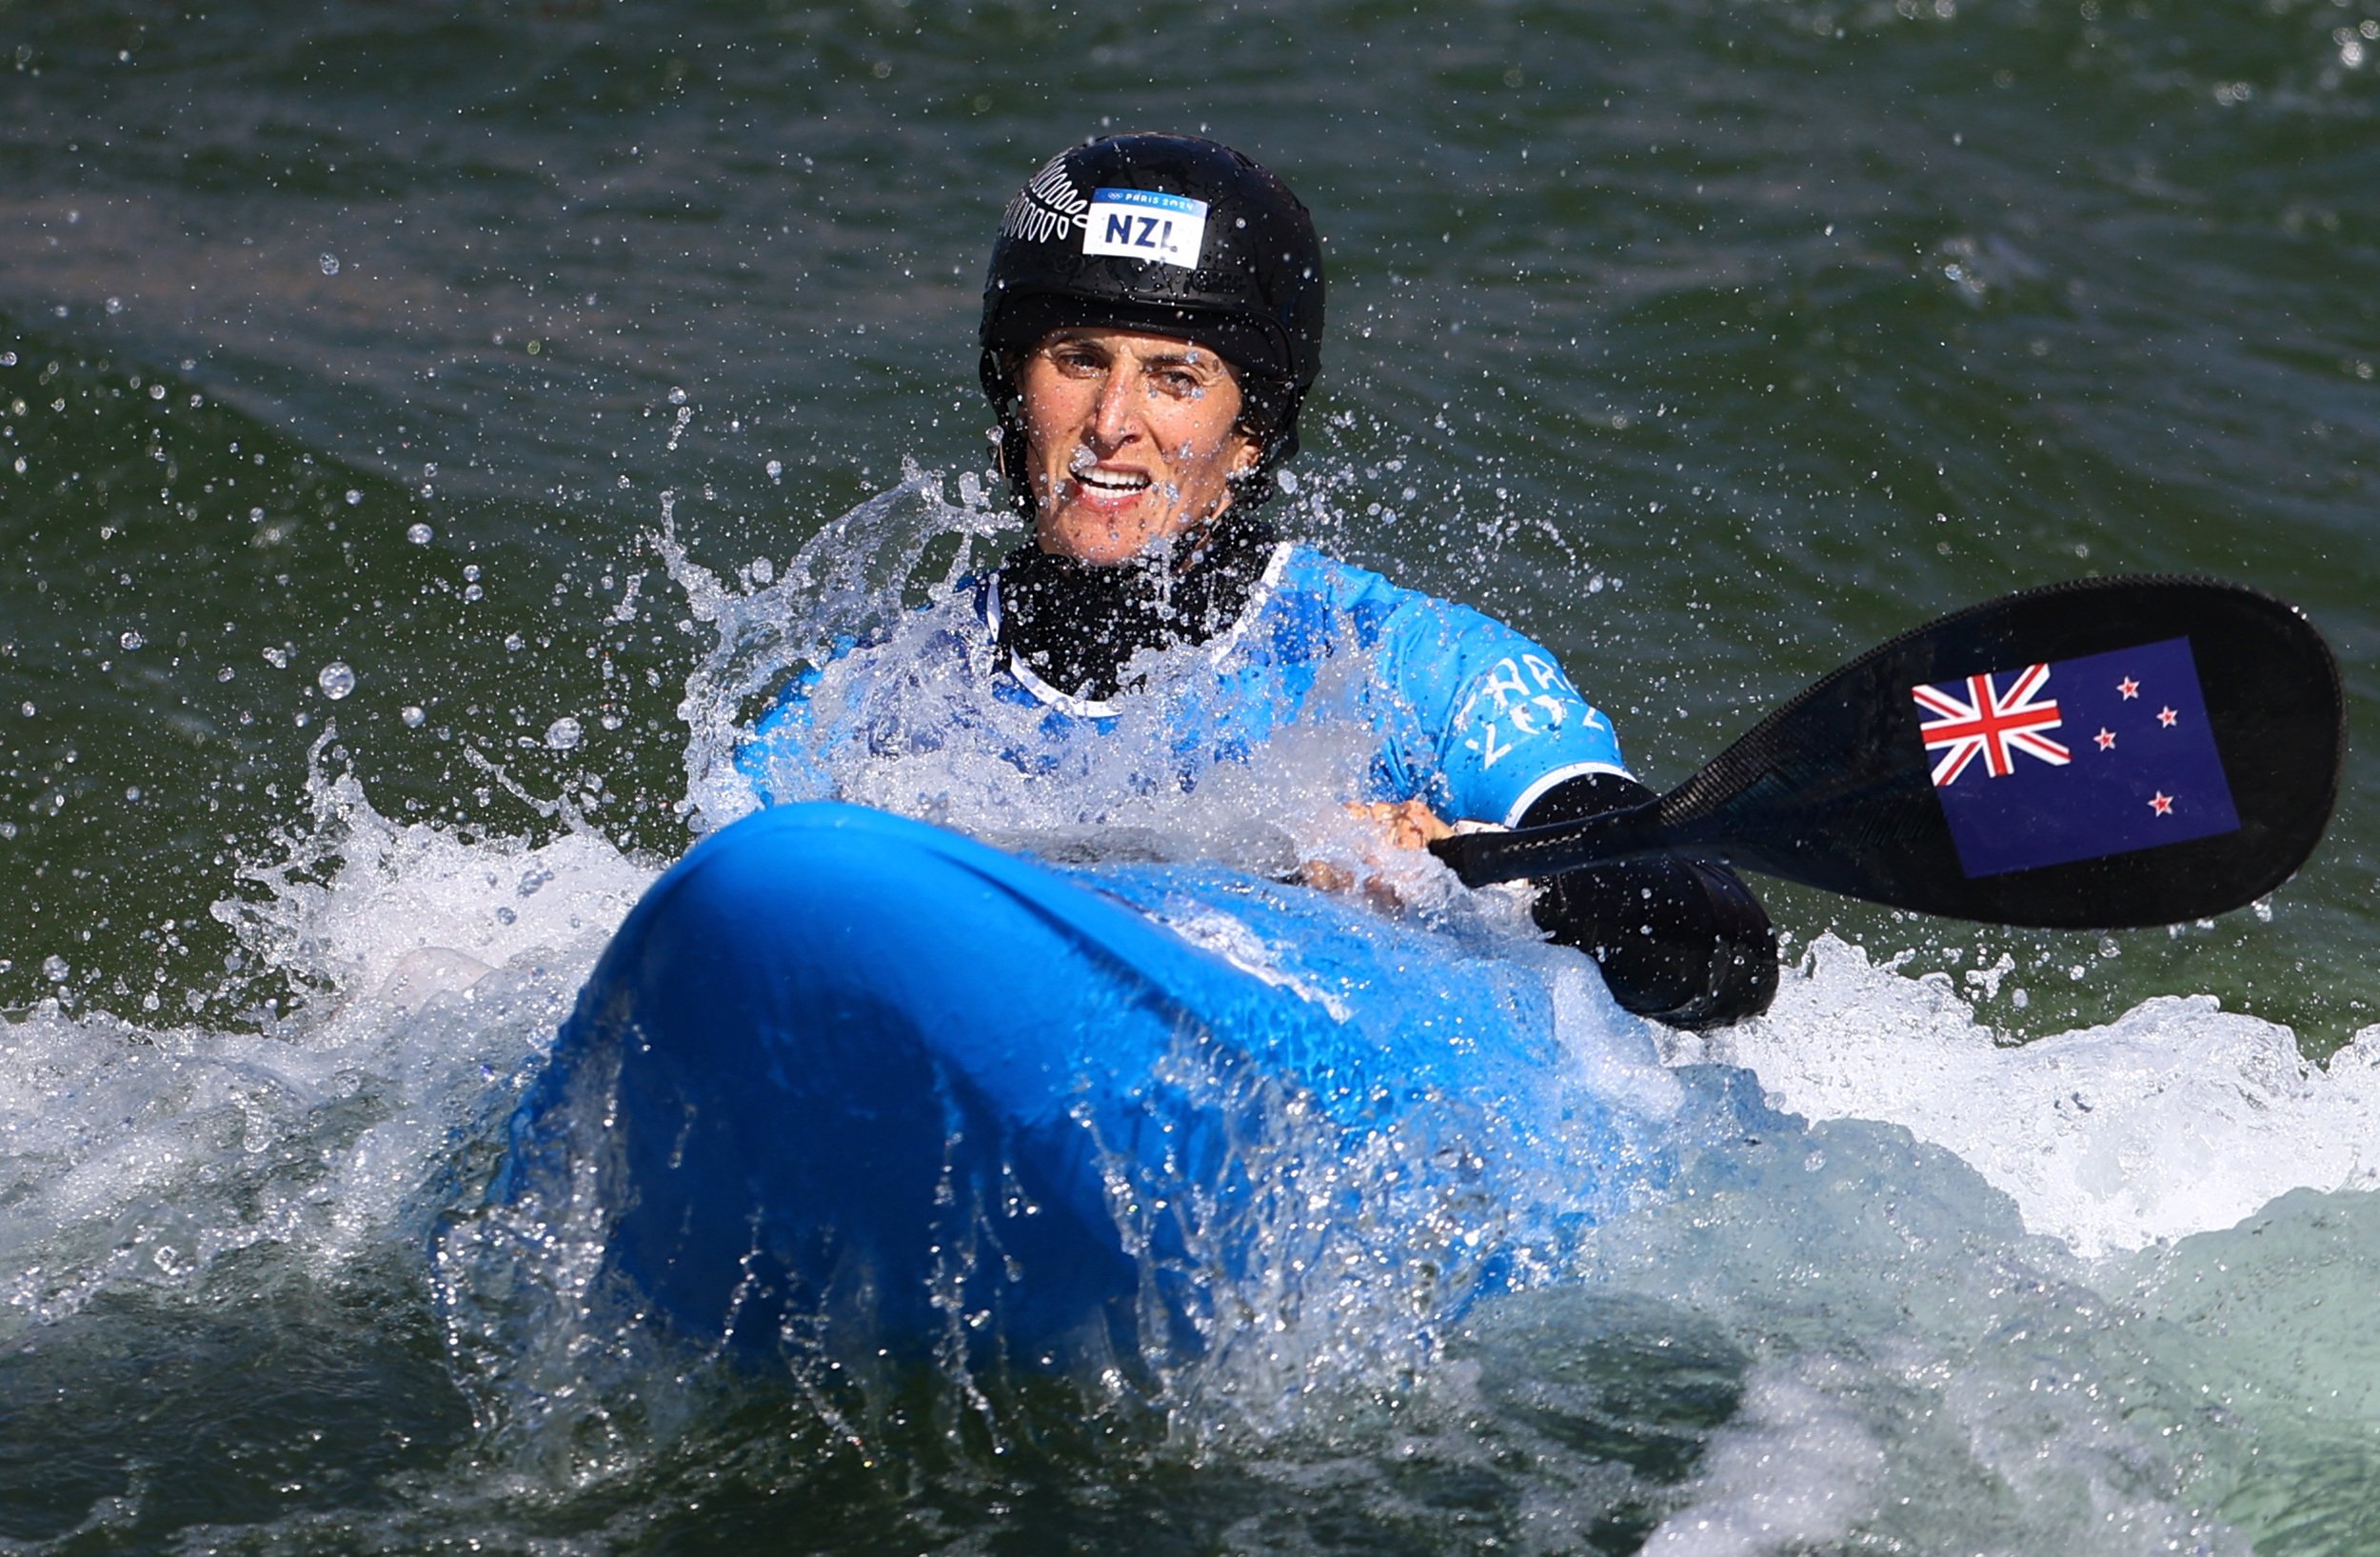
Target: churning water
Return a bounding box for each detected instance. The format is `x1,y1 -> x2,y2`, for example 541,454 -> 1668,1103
3,2 -> 2378,1551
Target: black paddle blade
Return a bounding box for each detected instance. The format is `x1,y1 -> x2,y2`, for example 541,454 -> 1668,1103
1438,577 -> 2343,928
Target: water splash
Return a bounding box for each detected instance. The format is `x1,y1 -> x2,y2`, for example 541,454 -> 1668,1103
662,459 -> 1022,838
0,738 -> 651,1337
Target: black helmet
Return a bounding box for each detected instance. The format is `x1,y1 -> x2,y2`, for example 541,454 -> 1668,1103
978,133 -> 1325,513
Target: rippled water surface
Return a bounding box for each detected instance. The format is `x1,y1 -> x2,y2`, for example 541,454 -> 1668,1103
2,2 -> 2377,1552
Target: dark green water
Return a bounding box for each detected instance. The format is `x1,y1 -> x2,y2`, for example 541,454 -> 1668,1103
3,2 -> 2378,1552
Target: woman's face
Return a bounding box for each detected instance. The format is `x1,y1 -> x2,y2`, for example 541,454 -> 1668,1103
1016,327 -> 1260,565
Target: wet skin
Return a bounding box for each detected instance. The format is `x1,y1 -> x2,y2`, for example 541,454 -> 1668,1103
1017,327 -> 1261,565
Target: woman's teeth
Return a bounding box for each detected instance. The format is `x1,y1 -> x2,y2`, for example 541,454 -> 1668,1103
1077,469 -> 1150,492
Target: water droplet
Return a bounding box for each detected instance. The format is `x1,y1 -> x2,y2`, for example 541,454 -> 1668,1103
748,556 -> 774,585
320,252 -> 340,275
401,706 -> 426,728
317,661 -> 356,700
544,716 -> 584,751
407,522 -> 433,545
463,564 -> 482,582
118,630 -> 143,650
764,458 -> 784,481
41,954 -> 69,982
262,646 -> 289,669
503,633 -> 525,653
344,489 -> 364,506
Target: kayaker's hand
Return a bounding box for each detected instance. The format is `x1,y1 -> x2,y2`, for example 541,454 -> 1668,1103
1350,797 -> 1456,851
1298,799 -> 1455,907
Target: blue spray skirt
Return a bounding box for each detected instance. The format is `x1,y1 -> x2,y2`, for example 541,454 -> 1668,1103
503,804 -> 1698,1373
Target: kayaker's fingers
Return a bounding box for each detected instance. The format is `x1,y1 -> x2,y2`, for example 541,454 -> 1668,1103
1298,856 -> 1405,908
1298,800 -> 1458,908
1341,797 -> 1455,851
1298,858 -> 1358,894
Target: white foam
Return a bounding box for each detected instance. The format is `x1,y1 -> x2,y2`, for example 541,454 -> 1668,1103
224,765 -> 655,1012
1641,1356 -> 1890,1557
1665,934 -> 2380,1257
0,760 -> 652,1329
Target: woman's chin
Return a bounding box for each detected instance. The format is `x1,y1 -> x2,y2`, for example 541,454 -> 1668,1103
1037,509 -> 1168,565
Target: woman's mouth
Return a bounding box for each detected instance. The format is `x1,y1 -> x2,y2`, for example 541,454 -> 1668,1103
1072,468 -> 1152,497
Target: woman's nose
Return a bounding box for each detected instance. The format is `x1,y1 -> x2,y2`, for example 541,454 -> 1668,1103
1087,368 -> 1141,446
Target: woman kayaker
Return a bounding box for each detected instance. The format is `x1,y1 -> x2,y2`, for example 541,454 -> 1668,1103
742,133 -> 1775,1028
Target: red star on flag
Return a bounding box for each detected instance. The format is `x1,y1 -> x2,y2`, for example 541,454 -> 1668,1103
2157,706 -> 2177,727
2094,728 -> 2116,750
2150,791 -> 2174,815
2117,676 -> 2140,699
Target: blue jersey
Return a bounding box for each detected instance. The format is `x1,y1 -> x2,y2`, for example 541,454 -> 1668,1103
738,544 -> 1629,827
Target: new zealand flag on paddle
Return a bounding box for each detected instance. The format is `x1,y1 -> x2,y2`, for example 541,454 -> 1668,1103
1913,636 -> 2241,879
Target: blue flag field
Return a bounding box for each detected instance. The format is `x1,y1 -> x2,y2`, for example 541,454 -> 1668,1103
1913,636 -> 2242,879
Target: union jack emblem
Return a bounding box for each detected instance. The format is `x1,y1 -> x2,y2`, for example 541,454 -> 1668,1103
1912,663 -> 2072,788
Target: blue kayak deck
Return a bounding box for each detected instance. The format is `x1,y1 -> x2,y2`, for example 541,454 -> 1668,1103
502,803 -> 1705,1374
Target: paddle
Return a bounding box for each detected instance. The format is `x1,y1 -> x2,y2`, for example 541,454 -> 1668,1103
1429,576 -> 2344,928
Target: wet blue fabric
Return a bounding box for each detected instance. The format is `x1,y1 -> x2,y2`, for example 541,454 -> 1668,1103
737,546 -> 1631,826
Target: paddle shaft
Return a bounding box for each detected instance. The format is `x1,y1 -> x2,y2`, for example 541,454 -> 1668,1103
1434,802 -> 1683,887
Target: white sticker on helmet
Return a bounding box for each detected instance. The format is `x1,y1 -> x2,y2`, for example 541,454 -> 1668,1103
1082,188 -> 1208,269
1002,156 -> 1089,244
